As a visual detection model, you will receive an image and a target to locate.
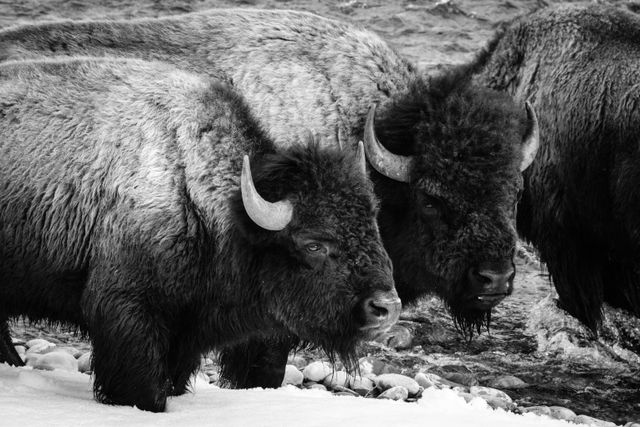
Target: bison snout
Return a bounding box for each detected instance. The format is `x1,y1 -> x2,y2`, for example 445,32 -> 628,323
467,263 -> 514,309
359,290 -> 402,338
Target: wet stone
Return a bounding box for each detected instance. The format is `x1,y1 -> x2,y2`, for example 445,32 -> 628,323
26,341 -> 56,355
375,373 -> 421,396
304,383 -> 327,391
415,372 -> 464,390
332,385 -> 359,397
487,375 -> 528,389
32,351 -> 78,372
521,406 -> 551,416
76,352 -> 91,374
14,345 -> 26,356
282,365 -> 303,386
56,346 -> 82,359
469,386 -> 512,402
624,423 -> 640,427
25,338 -> 53,349
374,324 -> 413,350
302,361 -> 333,383
573,415 -> 617,427
485,397 -> 517,412
377,386 -> 408,401
440,372 -> 478,387
287,355 -> 307,370
348,376 -> 375,396
548,406 -> 576,421
323,370 -> 351,389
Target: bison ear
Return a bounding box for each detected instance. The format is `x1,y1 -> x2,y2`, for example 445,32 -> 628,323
520,101 -> 540,171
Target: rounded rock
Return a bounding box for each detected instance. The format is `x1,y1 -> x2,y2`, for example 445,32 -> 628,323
377,386 -> 408,401
374,324 -> 413,350
573,415 -> 617,427
287,355 -> 307,370
415,372 -> 464,390
302,361 -> 333,383
304,383 -> 328,391
55,346 -> 82,359
33,351 -> 78,372
522,406 -> 551,416
323,370 -> 351,389
282,364 -> 304,386
349,376 -> 375,396
332,385 -> 359,397
375,373 -> 420,396
77,352 -> 92,373
440,372 -> 478,387
469,386 -> 512,402
487,375 -> 528,389
25,341 -> 56,355
624,423 -> 640,427
548,406 -> 576,421
25,338 -> 53,349
14,345 -> 26,356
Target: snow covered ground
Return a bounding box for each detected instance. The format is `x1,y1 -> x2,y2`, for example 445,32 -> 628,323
0,364 -> 578,427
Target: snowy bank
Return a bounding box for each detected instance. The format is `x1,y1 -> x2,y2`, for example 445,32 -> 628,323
0,364 -> 577,427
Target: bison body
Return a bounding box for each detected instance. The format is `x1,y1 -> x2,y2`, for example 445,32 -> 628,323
0,57 -> 398,411
0,9 -> 539,386
475,4 -> 640,331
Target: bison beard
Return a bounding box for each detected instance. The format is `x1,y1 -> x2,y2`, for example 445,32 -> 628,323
0,58 -> 399,411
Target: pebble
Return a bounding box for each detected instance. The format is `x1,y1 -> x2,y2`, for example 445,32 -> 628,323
374,324 -> 413,350
14,345 -> 26,356
77,352 -> 91,373
348,376 -> 375,396
377,386 -> 408,401
440,372 -> 478,387
56,346 -> 82,359
375,373 -> 420,396
26,341 -> 56,355
522,406 -> 551,416
548,406 -> 576,421
323,370 -> 351,389
624,423 -> 640,427
25,338 -> 53,349
485,397 -> 517,412
415,372 -> 465,390
304,383 -> 328,391
282,365 -> 303,386
469,386 -> 512,402
573,415 -> 617,427
332,385 -> 360,397
487,375 -> 528,389
32,351 -> 78,372
302,361 -> 333,383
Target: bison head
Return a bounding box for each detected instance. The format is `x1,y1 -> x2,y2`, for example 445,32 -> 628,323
232,141 -> 399,364
364,75 -> 538,335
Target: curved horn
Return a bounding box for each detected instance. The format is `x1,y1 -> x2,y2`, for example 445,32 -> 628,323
241,155 -> 293,231
363,104 -> 414,183
520,101 -> 540,171
355,140 -> 367,176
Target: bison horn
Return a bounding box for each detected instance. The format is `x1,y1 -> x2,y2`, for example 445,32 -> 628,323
363,104 -> 414,183
241,155 -> 293,231
520,101 -> 540,171
355,140 -> 367,176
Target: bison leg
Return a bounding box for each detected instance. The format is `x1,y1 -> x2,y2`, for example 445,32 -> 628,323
83,277 -> 171,412
0,319 -> 24,366
168,342 -> 202,396
218,336 -> 295,388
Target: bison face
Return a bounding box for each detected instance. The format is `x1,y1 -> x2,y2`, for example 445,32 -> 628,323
233,143 -> 398,362
365,82 -> 538,333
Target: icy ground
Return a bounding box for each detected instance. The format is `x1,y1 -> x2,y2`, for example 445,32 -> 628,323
0,364 -> 579,427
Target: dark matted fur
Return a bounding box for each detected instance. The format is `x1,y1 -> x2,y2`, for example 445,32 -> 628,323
475,4 -> 640,331
0,57 -> 394,411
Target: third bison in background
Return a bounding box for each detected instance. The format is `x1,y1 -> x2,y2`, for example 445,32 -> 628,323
476,3 -> 640,331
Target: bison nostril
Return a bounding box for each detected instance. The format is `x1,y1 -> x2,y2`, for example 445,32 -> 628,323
367,299 -> 389,319
469,266 -> 515,293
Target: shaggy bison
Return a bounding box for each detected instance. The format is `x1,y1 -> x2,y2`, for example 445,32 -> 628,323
0,57 -> 399,411
475,4 -> 640,331
0,9 -> 539,386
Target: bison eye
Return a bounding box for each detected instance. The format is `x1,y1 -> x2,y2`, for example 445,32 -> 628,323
306,243 -> 322,252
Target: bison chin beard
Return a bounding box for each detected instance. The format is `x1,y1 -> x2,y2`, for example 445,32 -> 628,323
447,302 -> 492,340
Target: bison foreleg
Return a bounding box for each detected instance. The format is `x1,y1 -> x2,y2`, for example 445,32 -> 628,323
168,342 -> 202,396
83,283 -> 172,412
0,319 -> 24,366
218,335 -> 294,389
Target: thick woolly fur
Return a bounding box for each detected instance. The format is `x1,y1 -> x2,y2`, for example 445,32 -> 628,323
0,8 -> 533,332
475,4 -> 640,332
0,57 -> 394,411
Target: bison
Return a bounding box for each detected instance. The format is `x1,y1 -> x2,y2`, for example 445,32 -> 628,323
0,57 -> 399,411
474,4 -> 640,332
0,9 -> 539,386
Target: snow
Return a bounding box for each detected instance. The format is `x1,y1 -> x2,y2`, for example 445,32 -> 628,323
0,364 -> 580,427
